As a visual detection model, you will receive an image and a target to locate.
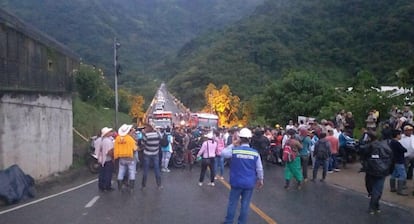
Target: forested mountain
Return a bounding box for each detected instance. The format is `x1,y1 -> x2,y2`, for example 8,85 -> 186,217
167,0 -> 414,109
1,0 -> 263,99
2,0 -> 414,112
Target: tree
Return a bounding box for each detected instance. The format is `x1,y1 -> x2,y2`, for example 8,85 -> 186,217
118,89 -> 131,114
203,83 -> 243,127
353,70 -> 379,91
75,64 -> 103,102
129,95 -> 145,125
258,70 -> 337,125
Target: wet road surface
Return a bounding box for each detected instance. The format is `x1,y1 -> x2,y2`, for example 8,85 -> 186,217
1,163 -> 413,224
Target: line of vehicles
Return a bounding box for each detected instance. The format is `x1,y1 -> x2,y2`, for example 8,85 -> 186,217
87,84 -> 221,173
146,86 -> 219,130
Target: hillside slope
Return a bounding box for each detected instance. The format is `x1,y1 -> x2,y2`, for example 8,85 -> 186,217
166,0 -> 414,109
1,0 -> 263,77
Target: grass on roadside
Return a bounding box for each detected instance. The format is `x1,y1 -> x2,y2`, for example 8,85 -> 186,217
72,96 -> 132,167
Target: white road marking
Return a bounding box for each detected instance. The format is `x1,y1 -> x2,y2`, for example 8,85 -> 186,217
85,196 -> 100,208
0,178 -> 98,215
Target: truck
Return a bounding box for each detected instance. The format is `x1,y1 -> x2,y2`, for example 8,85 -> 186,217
149,110 -> 173,129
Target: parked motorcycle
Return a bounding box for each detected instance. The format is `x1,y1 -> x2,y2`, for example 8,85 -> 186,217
86,136 -> 100,174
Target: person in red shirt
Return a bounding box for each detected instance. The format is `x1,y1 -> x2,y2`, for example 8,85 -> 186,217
325,128 -> 340,173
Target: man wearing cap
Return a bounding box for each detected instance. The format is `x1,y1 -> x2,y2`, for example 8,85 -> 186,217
95,127 -> 115,191
400,124 -> 414,180
221,128 -> 264,224
114,124 -> 137,191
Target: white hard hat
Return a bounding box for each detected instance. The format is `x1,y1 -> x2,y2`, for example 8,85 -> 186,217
239,128 -> 252,138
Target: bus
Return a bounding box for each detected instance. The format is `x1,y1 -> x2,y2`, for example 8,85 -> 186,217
188,113 -> 219,130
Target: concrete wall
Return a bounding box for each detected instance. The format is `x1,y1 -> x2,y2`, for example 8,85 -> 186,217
0,93 -> 73,179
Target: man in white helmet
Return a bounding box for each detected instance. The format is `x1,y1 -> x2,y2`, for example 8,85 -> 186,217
221,128 -> 264,224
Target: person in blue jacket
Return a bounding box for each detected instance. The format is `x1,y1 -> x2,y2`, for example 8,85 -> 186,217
221,128 -> 264,224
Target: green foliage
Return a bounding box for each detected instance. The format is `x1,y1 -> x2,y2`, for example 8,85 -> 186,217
4,0 -> 414,130
339,88 -> 404,128
1,0 -> 264,100
167,0 -> 414,105
258,70 -> 336,125
74,65 -> 95,102
352,70 -> 379,90
75,64 -> 111,105
72,96 -> 132,154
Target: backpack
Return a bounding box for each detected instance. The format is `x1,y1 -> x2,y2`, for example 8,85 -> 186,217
282,144 -> 296,163
366,140 -> 393,177
160,134 -> 169,147
315,140 -> 330,160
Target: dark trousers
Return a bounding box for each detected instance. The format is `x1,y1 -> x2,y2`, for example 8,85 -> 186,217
313,159 -> 328,180
340,146 -> 348,167
365,174 -> 385,212
405,158 -> 414,180
98,161 -> 114,190
199,157 -> 215,183
300,155 -> 309,179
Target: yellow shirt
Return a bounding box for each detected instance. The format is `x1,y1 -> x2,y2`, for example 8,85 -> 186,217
114,135 -> 137,159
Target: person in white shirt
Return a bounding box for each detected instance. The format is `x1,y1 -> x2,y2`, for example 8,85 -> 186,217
399,125 -> 414,180
285,120 -> 296,131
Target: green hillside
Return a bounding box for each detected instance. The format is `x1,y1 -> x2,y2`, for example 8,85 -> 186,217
3,0 -> 414,113
72,96 -> 131,157
1,0 -> 263,82
167,0 -> 414,109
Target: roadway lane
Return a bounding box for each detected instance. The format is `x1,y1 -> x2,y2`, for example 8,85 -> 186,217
1,164 -> 413,224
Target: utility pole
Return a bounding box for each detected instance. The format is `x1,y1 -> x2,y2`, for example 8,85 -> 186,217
114,38 -> 121,129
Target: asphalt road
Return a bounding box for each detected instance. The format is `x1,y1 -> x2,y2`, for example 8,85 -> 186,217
1,163 -> 413,224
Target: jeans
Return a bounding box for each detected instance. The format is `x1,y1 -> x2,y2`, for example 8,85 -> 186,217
161,151 -> 172,169
215,155 -> 224,176
98,161 -> 114,190
313,159 -> 328,180
365,174 -> 385,211
224,187 -> 254,224
329,154 -> 339,171
142,154 -> 161,187
391,163 -> 407,181
117,158 -> 136,180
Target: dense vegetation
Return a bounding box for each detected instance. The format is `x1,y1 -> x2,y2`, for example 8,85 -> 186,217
3,0 -> 414,129
1,0 -> 263,101
167,0 -> 414,110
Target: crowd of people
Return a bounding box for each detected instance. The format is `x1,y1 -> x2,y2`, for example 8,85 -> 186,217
91,104 -> 414,220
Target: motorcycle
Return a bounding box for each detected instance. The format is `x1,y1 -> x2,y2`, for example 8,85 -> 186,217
265,144 -> 283,166
171,147 -> 185,168
86,136 -> 100,174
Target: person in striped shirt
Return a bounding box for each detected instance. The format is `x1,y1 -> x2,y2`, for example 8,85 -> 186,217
141,124 -> 162,189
